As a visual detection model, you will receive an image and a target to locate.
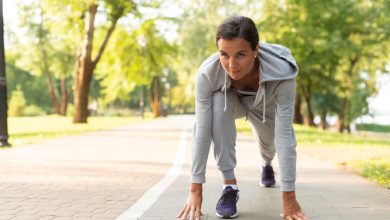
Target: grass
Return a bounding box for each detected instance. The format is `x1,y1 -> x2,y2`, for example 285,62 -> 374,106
347,157 -> 390,188
356,123 -> 390,133
236,118 -> 390,189
4,115 -> 146,147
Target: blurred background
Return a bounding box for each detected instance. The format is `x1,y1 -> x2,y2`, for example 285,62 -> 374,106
1,0 -> 389,187
3,0 -> 390,128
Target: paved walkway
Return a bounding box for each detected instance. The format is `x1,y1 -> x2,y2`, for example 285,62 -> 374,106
0,115 -> 389,220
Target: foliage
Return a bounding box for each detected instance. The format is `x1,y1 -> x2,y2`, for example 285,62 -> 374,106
96,18 -> 176,105
3,0 -> 390,121
6,52 -> 52,110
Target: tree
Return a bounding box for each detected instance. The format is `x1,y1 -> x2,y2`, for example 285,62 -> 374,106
97,19 -> 176,117
72,0 -> 137,123
15,0 -> 79,115
17,0 -> 61,114
332,0 -> 390,132
259,0 -> 390,131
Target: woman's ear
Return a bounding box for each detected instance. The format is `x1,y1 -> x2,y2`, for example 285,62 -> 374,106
254,44 -> 259,58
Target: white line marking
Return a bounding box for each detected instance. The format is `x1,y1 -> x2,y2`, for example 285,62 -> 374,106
115,125 -> 189,220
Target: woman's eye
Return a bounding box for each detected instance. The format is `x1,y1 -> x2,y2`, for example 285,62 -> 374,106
220,53 -> 228,58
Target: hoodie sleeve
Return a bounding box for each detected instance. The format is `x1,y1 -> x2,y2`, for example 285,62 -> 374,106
191,71 -> 214,183
274,79 -> 297,192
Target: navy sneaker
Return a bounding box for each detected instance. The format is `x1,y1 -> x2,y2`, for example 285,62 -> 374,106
260,165 -> 276,187
215,186 -> 239,219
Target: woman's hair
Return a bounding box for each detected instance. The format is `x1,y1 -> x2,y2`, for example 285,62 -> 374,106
216,16 -> 259,50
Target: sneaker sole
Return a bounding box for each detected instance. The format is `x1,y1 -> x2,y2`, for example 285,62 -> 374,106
216,211 -> 238,219
259,181 -> 276,187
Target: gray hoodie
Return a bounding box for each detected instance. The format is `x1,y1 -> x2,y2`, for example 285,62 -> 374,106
192,42 -> 299,191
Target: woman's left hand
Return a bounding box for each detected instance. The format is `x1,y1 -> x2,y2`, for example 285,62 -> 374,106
281,191 -> 309,220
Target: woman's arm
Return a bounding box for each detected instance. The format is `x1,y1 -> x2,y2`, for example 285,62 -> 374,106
177,71 -> 214,220
191,72 -> 214,183
274,79 -> 297,192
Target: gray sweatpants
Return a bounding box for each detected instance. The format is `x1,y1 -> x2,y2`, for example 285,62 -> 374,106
210,90 -> 276,183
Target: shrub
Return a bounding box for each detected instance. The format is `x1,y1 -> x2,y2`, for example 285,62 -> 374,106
23,105 -> 46,116
8,87 -> 26,117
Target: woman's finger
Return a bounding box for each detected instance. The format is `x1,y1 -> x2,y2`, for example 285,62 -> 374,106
176,204 -> 187,218
182,205 -> 192,220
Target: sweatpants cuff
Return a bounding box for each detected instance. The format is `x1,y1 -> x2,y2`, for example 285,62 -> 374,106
222,169 -> 235,180
281,181 -> 295,192
191,174 -> 206,184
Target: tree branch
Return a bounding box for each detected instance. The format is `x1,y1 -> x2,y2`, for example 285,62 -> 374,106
92,20 -> 118,69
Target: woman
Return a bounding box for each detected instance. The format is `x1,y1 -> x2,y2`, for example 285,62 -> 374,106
177,16 -> 308,220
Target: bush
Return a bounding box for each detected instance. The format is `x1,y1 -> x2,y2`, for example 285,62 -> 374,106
8,87 -> 26,117
23,105 -> 46,116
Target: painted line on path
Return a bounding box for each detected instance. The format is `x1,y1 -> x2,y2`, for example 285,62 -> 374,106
115,125 -> 190,220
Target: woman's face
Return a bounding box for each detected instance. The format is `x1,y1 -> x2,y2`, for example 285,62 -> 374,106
217,37 -> 258,81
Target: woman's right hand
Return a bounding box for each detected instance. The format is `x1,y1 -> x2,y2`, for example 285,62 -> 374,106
177,183 -> 203,220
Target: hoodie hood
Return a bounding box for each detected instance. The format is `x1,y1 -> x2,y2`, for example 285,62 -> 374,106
250,43 -> 298,122
258,43 -> 299,83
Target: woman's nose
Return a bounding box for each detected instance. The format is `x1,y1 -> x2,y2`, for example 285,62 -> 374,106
229,58 -> 237,69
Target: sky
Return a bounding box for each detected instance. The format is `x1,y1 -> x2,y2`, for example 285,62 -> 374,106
2,0 -> 390,125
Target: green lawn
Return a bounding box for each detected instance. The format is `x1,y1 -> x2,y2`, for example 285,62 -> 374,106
356,123 -> 390,133
4,115 -> 144,147
236,119 -> 390,189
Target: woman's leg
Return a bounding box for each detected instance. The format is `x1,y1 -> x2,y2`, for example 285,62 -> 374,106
211,90 -> 246,182
247,104 -> 276,166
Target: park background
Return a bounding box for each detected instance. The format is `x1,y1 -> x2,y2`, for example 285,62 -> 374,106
1,0 -> 389,189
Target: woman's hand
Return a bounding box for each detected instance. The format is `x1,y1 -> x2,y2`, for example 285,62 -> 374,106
177,183 -> 203,220
281,191 -> 309,220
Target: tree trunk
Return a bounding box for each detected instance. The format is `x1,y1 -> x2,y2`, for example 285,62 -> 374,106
301,84 -> 315,126
73,3 -> 98,123
346,124 -> 351,133
337,98 -> 347,133
320,109 -> 327,130
60,74 -> 68,116
149,76 -> 161,117
294,92 -> 303,124
337,57 -> 358,133
43,70 -> 60,114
